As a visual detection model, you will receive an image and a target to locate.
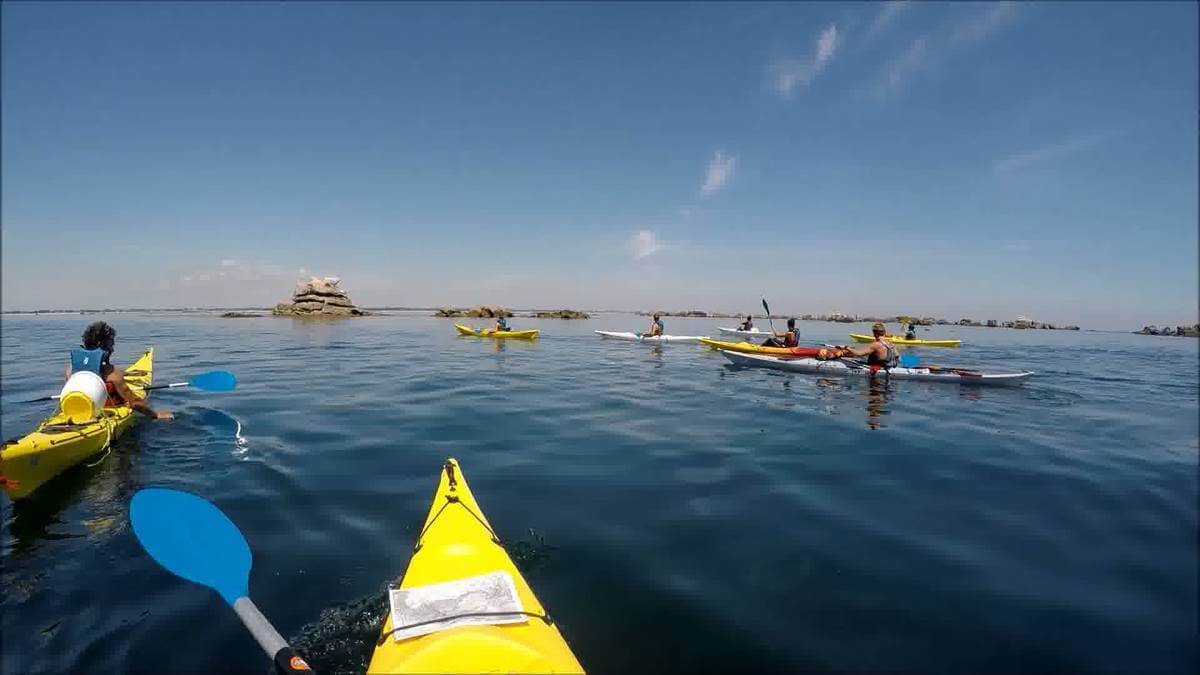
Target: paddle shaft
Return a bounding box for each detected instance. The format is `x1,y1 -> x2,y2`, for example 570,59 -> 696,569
233,597 -> 312,674
36,381 -> 190,401
762,299 -> 778,336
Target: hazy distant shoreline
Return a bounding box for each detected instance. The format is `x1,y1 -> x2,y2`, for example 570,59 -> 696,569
5,306 -> 1194,334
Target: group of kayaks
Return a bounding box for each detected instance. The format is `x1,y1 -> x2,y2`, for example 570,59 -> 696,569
4,320 -> 1028,674
453,322 -> 1031,386
596,330 -> 1032,387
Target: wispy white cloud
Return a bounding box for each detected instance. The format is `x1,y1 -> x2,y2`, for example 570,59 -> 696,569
862,1 -> 911,43
771,24 -> 840,97
993,131 -> 1111,174
949,1 -> 1018,47
701,152 -> 736,195
181,259 -> 290,284
630,230 -> 663,260
874,37 -> 928,98
868,3 -> 1019,99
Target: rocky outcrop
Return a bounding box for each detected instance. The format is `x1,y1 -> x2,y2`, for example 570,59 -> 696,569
221,312 -> 263,318
434,306 -> 512,318
1136,324 -> 1199,337
273,277 -> 367,317
530,309 -> 590,319
636,310 -> 734,318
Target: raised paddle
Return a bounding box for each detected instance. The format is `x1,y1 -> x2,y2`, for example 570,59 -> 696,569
131,489 -> 315,674
20,370 -> 237,404
761,298 -> 778,338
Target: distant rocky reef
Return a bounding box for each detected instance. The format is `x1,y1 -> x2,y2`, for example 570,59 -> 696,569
636,310 -> 735,318
1135,324 -> 1199,337
529,309 -> 590,319
221,311 -> 263,318
273,277 -> 368,317
796,314 -> 1081,330
434,306 -> 512,318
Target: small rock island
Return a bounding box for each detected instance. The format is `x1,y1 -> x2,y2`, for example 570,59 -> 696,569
273,277 -> 368,317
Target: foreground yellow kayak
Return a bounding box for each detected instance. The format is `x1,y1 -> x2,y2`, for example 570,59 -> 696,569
698,338 -> 832,357
849,334 -> 961,347
455,323 -> 540,340
368,458 -> 583,674
1,348 -> 153,499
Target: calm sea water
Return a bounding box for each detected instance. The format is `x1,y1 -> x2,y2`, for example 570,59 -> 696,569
1,313 -> 1196,674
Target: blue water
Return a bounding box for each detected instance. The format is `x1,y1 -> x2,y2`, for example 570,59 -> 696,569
2,313 -> 1196,674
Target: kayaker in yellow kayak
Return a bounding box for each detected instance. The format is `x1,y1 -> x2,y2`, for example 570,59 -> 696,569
838,322 -> 899,372
493,314 -> 511,332
762,317 -> 801,347
66,322 -> 173,419
646,313 -> 664,337
905,322 -> 918,340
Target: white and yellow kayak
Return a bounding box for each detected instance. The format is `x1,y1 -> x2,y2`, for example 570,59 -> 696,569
721,350 -> 1032,385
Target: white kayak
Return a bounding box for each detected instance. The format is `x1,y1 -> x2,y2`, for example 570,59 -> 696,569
717,326 -> 774,339
594,330 -> 706,343
721,350 -> 1033,386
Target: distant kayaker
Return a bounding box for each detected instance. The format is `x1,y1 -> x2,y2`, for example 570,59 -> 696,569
646,313 -> 664,337
905,323 -> 917,340
66,322 -> 172,419
839,322 -> 899,372
762,318 -> 801,348
738,315 -> 754,331
494,314 -> 510,332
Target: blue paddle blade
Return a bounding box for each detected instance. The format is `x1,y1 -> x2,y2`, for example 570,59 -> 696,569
190,371 -> 237,392
130,488 -> 250,605
899,354 -> 921,367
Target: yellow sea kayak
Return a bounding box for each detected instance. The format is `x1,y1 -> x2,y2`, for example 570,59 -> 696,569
368,458 -> 583,674
698,337 -> 831,358
849,334 -> 961,347
1,348 -> 153,499
455,324 -> 540,340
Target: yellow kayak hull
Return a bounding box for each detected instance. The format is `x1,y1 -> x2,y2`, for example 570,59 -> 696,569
455,324 -> 540,340
368,459 -> 583,674
849,334 -> 961,347
1,349 -> 153,500
698,338 -> 828,357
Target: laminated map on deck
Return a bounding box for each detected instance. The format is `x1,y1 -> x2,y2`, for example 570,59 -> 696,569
387,570 -> 526,641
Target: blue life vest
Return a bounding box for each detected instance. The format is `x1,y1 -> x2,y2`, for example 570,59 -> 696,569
497,317 -> 509,330
71,348 -> 106,375
654,318 -> 664,333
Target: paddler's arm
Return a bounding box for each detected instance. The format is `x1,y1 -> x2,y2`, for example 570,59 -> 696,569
109,369 -> 174,420
838,343 -> 875,358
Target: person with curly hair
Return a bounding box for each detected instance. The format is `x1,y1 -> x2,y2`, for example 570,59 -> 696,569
67,322 -> 172,419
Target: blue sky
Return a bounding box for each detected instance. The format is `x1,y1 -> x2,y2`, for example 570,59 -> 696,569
2,2 -> 1196,328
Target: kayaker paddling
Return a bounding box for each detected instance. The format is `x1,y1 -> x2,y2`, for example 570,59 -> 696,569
905,322 -> 918,340
738,315 -> 754,331
646,313 -> 664,337
762,317 -> 801,348
66,322 -> 172,419
494,314 -> 510,332
838,321 -> 899,373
